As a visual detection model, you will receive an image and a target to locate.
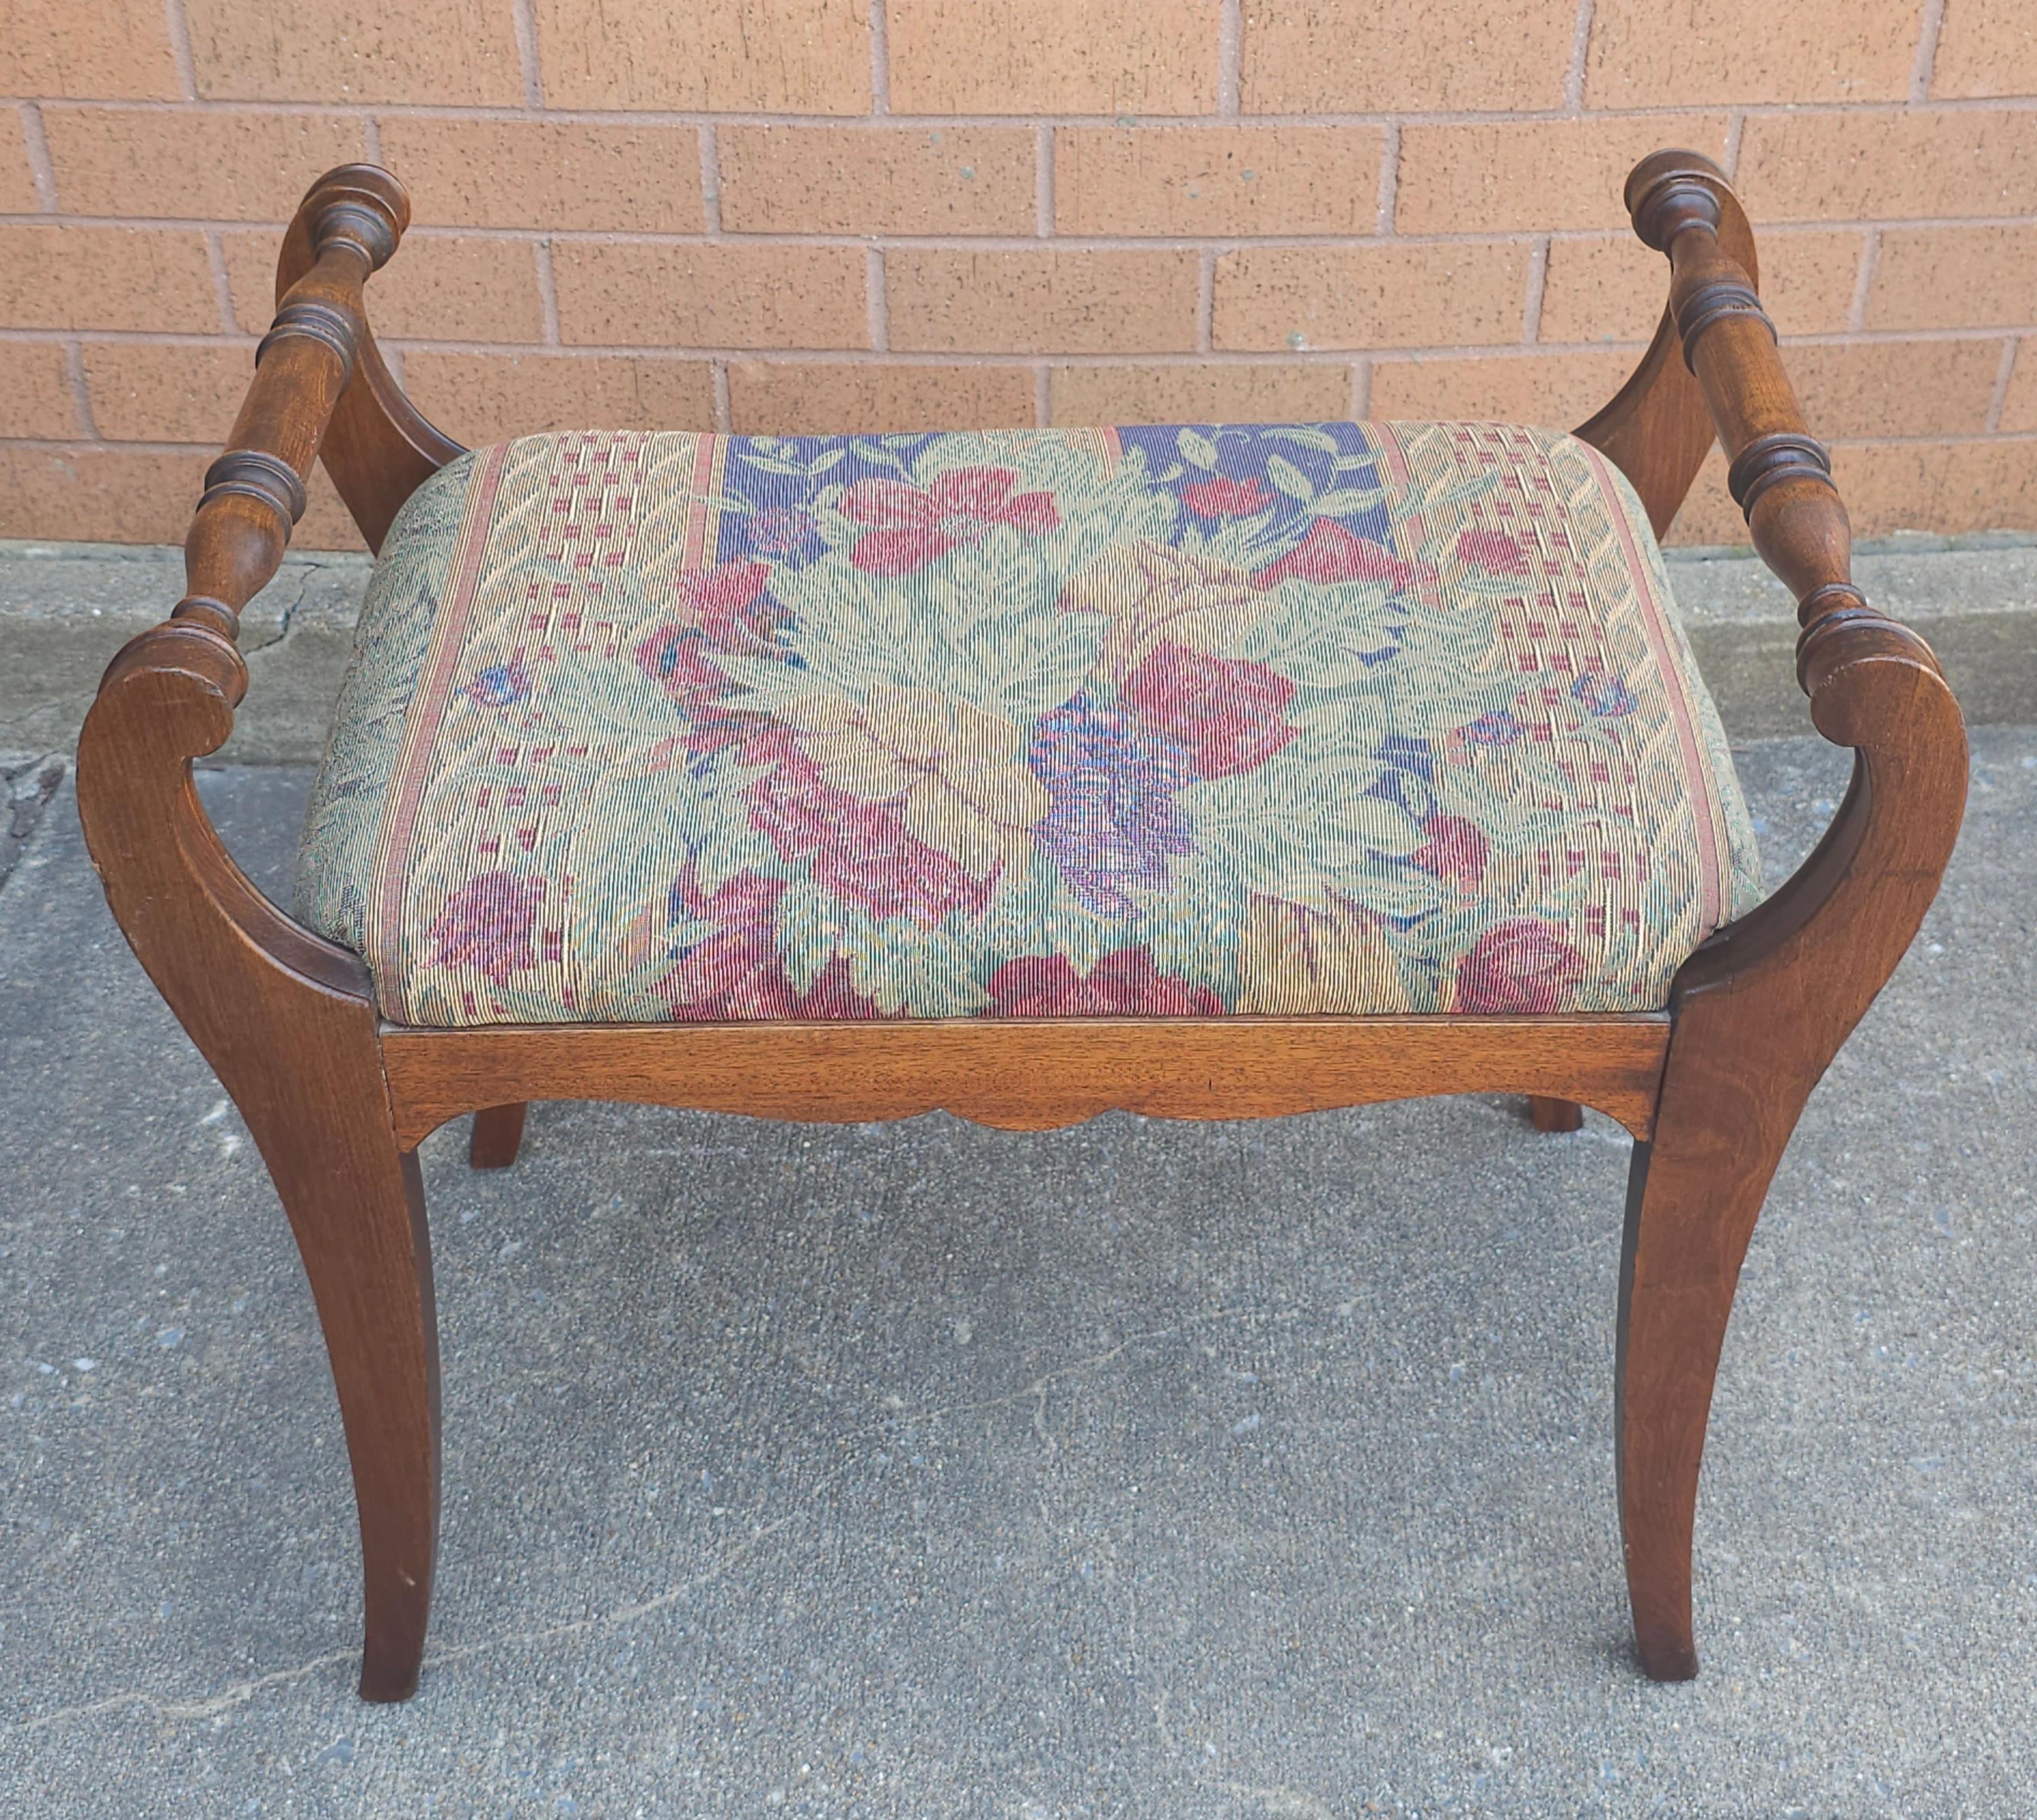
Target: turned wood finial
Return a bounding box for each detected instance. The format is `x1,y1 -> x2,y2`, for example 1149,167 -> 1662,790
257,167 -> 410,377
301,164 -> 409,270
1625,150 -> 1728,253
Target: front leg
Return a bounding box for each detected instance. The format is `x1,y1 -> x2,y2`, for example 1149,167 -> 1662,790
1615,1004 -> 1801,1679
267,1073 -> 441,1701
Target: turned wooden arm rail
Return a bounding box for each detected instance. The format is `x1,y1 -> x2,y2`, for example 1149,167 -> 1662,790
76,166 -> 467,1700
1609,150 -> 1969,986
1625,151 -> 1884,680
178,166 -> 417,653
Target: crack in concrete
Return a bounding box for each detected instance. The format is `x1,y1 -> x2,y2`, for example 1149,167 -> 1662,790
238,564 -> 317,659
0,754 -> 66,897
7,1309 -> 1263,1736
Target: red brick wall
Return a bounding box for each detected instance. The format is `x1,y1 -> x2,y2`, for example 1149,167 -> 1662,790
2,0 -> 2033,549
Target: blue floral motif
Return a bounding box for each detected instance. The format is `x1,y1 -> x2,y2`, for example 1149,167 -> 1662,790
1029,692 -> 1198,918
1573,671 -> 1638,717
1463,709 -> 1525,746
1118,421 -> 1395,566
750,502 -> 820,561
467,658 -> 530,707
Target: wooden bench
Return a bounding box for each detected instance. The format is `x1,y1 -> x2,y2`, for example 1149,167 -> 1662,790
76,151 -> 1967,1701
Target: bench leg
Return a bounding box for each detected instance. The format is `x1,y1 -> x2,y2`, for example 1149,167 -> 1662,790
1528,1095 -> 1584,1132
469,1102 -> 527,1169
266,1078 -> 443,1701
1614,1023 -> 1795,1681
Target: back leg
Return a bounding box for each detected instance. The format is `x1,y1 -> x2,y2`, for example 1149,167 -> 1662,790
1529,1096 -> 1584,1132
470,1102 -> 527,1169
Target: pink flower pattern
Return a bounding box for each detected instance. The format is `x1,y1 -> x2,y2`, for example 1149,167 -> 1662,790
661,868 -> 891,1020
1181,474 -> 1272,519
742,726 -> 998,926
1253,518 -> 1421,593
1121,639 -> 1298,779
1411,813 -> 1489,889
986,948 -> 1224,1017
429,870 -> 543,982
1454,918 -> 1588,1014
842,465 -> 1061,576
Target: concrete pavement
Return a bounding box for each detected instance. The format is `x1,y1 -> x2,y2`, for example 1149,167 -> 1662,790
1,729 -> 2033,1817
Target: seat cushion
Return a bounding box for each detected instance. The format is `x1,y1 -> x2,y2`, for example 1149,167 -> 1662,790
297,422 -> 1759,1026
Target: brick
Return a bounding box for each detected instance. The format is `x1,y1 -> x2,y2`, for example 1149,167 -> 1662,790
1050,362 -> 1352,426
1931,3 -> 2037,99
1538,229 -> 1863,344
1396,116 -> 1731,235
369,236 -> 547,343
0,443 -> 364,547
1662,447 -> 1745,548
1241,0 -> 1575,111
887,250 -> 1200,354
82,340 -> 255,441
1999,342 -> 2037,434
225,230 -> 545,341
553,244 -> 868,349
402,352 -> 716,442
1054,128 -> 1384,237
0,0 -> 180,100
536,0 -> 871,111
1729,232 -> 1867,339
221,232 -> 285,327
1214,243 -> 1530,352
729,362 -> 1038,432
718,128 -> 1035,236
297,469 -> 367,549
888,0 -> 1220,113
182,0 -> 521,103
1,111 -> 42,214
1737,109 -> 2037,222
1780,338 -> 2004,439
0,226 -> 219,333
1869,227 -> 2037,331
0,342 -> 79,439
0,447 -> 207,544
1831,439 -> 2037,538
1368,350 -> 1637,425
375,121 -> 704,235
41,109 -> 369,223
1537,239 -> 1666,346
1586,0 -> 1917,106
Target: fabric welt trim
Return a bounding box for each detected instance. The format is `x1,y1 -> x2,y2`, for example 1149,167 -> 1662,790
1578,438 -> 1724,937
369,440 -> 514,1021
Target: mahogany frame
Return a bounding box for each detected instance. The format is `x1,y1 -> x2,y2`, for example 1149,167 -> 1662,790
75,154 -> 1967,1701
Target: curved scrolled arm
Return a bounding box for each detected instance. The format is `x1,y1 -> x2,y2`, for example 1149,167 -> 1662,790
1613,151 -> 1968,1100
78,165 -> 454,1027
1598,154 -> 1968,1692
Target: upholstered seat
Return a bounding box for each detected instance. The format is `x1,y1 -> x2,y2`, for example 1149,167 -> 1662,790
297,421 -> 1760,1026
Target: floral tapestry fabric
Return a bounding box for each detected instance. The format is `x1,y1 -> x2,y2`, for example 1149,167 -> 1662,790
295,421 -> 1761,1026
